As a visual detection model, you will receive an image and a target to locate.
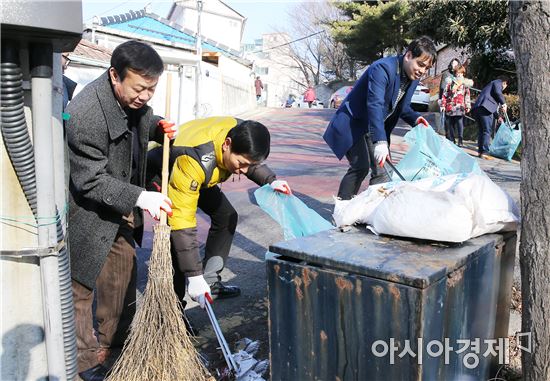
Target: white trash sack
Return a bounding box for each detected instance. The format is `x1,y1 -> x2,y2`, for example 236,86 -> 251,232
333,174 -> 519,243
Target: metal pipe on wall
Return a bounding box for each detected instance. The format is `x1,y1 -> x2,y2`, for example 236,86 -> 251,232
178,65 -> 185,124
52,53 -> 78,380
30,42 -> 67,380
194,0 -> 203,119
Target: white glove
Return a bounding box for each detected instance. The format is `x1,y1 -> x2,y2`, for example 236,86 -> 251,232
135,191 -> 172,221
500,103 -> 507,113
373,142 -> 390,167
270,180 -> 292,195
187,275 -> 211,309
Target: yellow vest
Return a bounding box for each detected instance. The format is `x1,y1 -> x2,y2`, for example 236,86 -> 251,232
168,116 -> 238,230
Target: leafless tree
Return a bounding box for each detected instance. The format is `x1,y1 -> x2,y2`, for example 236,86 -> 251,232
269,1 -> 358,89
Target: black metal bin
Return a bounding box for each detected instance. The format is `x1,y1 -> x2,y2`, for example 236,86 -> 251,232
266,227 -> 516,381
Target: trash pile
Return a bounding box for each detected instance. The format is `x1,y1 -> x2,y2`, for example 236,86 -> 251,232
214,338 -> 269,381
334,125 -> 520,243
202,293 -> 268,381
232,338 -> 269,381
334,173 -> 519,243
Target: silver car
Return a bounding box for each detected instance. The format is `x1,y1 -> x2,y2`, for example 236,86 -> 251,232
411,83 -> 430,112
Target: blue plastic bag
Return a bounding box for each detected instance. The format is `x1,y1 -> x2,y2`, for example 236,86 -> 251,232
254,185 -> 334,240
395,125 -> 483,181
489,122 -> 522,161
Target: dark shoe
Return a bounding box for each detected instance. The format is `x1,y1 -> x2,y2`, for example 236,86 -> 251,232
79,364 -> 108,381
458,138 -> 463,147
210,282 -> 241,299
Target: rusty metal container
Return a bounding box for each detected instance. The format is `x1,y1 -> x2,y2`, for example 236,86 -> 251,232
266,227 -> 516,380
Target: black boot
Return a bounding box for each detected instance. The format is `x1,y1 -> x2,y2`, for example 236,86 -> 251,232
79,364 -> 108,381
458,138 -> 463,147
210,282 -> 241,299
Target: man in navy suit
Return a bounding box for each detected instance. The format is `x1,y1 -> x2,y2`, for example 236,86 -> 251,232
471,76 -> 509,159
323,36 -> 437,200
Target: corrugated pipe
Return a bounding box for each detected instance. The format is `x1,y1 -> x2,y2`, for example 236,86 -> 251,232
56,213 -> 78,380
1,42 -> 38,218
1,41 -> 77,380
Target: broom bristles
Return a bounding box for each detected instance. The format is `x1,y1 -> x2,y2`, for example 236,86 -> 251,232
107,224 -> 211,381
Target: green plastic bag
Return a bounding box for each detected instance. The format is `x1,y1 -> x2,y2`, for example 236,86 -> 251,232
489,122 -> 522,161
395,125 -> 483,181
254,185 -> 333,240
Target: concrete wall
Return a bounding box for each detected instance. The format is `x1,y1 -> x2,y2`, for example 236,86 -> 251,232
218,55 -> 256,115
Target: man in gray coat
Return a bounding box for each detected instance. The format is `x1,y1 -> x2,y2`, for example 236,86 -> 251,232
66,40 -> 176,380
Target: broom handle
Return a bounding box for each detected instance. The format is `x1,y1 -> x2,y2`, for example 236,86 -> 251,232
160,72 -> 172,226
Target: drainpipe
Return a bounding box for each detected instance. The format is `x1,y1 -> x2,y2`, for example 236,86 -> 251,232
29,42 -> 67,380
91,16 -> 99,44
178,65 -> 185,124
194,0 -> 203,119
52,53 -> 78,379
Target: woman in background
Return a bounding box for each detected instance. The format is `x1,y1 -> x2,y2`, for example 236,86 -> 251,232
441,64 -> 471,147
303,86 -> 316,108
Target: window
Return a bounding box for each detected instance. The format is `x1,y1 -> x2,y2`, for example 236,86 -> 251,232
257,67 -> 269,75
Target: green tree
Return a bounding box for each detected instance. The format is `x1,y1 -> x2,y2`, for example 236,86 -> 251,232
408,0 -> 509,53
408,0 -> 513,87
330,0 -> 411,63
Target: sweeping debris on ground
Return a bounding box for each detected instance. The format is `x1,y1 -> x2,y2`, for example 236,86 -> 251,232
107,225 -> 211,381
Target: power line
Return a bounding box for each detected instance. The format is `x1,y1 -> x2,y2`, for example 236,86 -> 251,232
252,30 -> 325,53
83,0 -> 135,23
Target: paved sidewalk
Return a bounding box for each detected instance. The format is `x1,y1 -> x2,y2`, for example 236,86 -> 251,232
137,106 -> 522,374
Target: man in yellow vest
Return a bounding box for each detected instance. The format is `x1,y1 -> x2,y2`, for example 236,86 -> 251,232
148,117 -> 290,306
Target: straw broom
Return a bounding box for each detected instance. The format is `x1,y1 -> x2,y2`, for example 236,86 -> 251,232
107,74 -> 211,381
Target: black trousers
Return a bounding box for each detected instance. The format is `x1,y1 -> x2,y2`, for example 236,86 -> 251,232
447,115 -> 464,143
337,135 -> 391,200
473,107 -> 494,154
173,186 -> 238,301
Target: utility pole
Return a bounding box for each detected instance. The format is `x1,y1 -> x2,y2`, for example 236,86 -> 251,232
194,0 -> 203,119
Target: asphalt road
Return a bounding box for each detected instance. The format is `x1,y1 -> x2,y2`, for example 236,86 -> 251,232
136,106 -> 521,376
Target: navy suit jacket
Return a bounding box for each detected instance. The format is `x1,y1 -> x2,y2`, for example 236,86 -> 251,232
473,79 -> 506,114
323,55 -> 420,159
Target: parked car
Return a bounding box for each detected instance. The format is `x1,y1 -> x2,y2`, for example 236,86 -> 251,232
292,95 -> 324,109
411,83 -> 430,112
329,86 -> 353,108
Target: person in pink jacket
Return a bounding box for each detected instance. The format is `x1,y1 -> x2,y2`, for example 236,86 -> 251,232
303,86 -> 316,108
441,65 -> 472,147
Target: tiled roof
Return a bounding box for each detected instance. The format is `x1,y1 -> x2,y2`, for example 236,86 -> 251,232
69,39 -> 112,62
98,10 -> 243,60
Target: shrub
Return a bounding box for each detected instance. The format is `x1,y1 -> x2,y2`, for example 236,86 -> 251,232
504,94 -> 520,122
